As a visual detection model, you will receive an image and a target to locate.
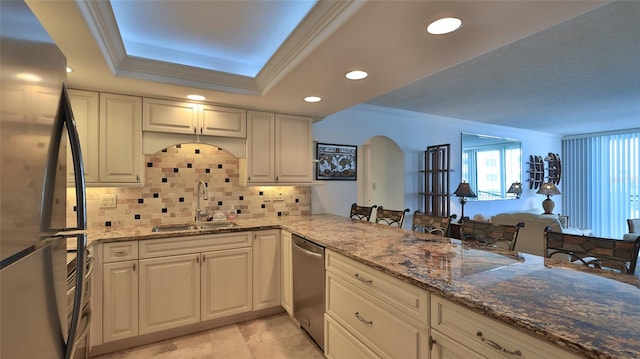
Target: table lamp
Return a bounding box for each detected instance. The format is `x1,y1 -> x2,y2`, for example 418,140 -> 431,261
454,181 -> 477,222
537,182 -> 561,214
507,182 -> 523,199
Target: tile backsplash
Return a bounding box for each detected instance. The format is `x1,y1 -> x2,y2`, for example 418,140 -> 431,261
67,143 -> 311,229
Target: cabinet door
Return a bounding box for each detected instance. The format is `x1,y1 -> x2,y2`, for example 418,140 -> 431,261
201,248 -> 252,321
99,93 -> 142,183
103,260 -> 138,342
245,110 -> 275,183
253,230 -> 281,310
142,98 -> 198,135
67,89 -> 99,183
280,230 -> 293,316
139,254 -> 200,334
275,114 -> 312,183
200,105 -> 246,138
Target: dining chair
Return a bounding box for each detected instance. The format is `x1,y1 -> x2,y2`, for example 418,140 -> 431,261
460,219 -> 525,251
412,211 -> 457,236
374,206 -> 410,227
349,203 -> 377,221
545,227 -> 640,275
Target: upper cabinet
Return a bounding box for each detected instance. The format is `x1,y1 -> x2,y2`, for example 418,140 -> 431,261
240,111 -> 312,185
142,98 -> 246,138
68,90 -> 99,184
68,90 -> 142,186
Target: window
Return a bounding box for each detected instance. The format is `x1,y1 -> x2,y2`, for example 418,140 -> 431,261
562,130 -> 639,238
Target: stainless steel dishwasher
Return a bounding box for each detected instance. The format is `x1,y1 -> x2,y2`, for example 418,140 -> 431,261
292,235 -> 325,350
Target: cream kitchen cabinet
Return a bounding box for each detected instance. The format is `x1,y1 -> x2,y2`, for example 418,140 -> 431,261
280,230 -> 293,316
67,90 -> 142,185
430,294 -> 583,359
201,247 -> 252,321
325,250 -> 429,359
240,111 -> 312,185
142,97 -> 246,138
138,254 -> 201,334
67,89 -> 99,183
252,230 -> 281,311
102,241 -> 139,343
137,232 -> 253,335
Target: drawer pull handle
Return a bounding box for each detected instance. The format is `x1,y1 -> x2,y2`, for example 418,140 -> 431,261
113,250 -> 128,256
354,273 -> 373,284
354,312 -> 373,326
476,331 -> 522,356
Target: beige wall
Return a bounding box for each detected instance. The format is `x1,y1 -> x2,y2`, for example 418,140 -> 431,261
67,143 -> 311,229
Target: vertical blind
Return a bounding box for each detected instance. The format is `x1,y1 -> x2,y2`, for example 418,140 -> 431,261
562,130 -> 639,238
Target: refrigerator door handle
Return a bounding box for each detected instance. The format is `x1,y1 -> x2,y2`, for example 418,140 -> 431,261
62,85 -> 87,231
65,234 -> 87,359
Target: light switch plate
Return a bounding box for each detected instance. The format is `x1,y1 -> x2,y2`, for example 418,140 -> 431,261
274,192 -> 284,201
100,194 -> 117,208
264,191 -> 272,202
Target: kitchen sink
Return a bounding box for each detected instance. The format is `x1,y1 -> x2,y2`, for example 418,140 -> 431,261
151,221 -> 237,233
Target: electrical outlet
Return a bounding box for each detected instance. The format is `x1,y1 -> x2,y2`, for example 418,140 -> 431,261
100,194 -> 117,208
274,192 -> 284,201
264,191 -> 272,201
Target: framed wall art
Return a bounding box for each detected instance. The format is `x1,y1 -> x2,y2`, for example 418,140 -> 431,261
316,143 -> 357,180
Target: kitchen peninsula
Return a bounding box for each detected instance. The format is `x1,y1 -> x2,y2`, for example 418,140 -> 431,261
82,214 -> 640,359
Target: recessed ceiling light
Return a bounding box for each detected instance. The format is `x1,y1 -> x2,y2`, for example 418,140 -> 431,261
304,96 -> 322,103
426,17 -> 463,35
187,94 -> 206,101
345,70 -> 368,80
66,67 -> 73,73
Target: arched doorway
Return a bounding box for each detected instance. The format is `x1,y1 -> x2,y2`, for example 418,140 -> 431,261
359,136 -> 405,211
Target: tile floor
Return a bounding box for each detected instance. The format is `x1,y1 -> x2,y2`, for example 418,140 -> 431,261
93,313 -> 324,359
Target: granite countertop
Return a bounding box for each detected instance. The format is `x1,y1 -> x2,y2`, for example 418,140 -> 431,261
76,214 -> 640,359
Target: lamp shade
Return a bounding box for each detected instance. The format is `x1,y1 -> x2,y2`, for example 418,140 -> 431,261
507,182 -> 523,195
537,182 -> 561,196
454,182 -> 477,198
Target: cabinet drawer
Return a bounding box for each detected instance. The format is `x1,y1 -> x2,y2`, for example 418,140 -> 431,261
325,314 -> 381,359
103,241 -> 138,263
139,232 -> 251,258
431,295 -> 582,359
326,272 -> 428,359
326,250 -> 428,323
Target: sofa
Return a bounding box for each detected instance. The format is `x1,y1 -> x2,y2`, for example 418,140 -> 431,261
490,212 -> 590,256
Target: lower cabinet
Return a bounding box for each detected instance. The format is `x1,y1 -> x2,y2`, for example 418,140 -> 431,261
201,248 -> 252,321
430,294 -> 583,359
100,231 -> 283,346
103,259 -> 138,342
280,230 -> 293,316
138,254 -> 201,334
324,250 -> 429,359
252,230 -> 281,311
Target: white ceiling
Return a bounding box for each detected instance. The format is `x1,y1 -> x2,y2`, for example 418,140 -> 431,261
26,0 -> 639,136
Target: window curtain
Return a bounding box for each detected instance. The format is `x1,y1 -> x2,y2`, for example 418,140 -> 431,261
562,130 -> 640,238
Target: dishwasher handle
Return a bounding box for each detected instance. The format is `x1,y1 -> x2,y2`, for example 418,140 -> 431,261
293,237 -> 323,258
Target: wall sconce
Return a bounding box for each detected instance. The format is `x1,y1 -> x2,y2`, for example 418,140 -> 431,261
454,181 -> 477,222
507,182 -> 523,199
537,182 -> 561,214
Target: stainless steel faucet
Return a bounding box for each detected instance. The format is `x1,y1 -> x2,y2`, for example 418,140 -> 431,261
195,180 -> 209,222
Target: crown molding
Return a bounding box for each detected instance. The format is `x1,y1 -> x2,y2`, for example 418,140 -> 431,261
75,0 -> 363,96
256,0 -> 366,94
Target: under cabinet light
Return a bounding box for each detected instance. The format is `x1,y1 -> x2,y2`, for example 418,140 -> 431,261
304,96 -> 322,103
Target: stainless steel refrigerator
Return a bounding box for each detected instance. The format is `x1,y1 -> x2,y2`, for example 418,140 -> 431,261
1,1 -> 88,358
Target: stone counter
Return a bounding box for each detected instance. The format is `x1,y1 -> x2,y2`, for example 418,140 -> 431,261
76,214 -> 640,359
